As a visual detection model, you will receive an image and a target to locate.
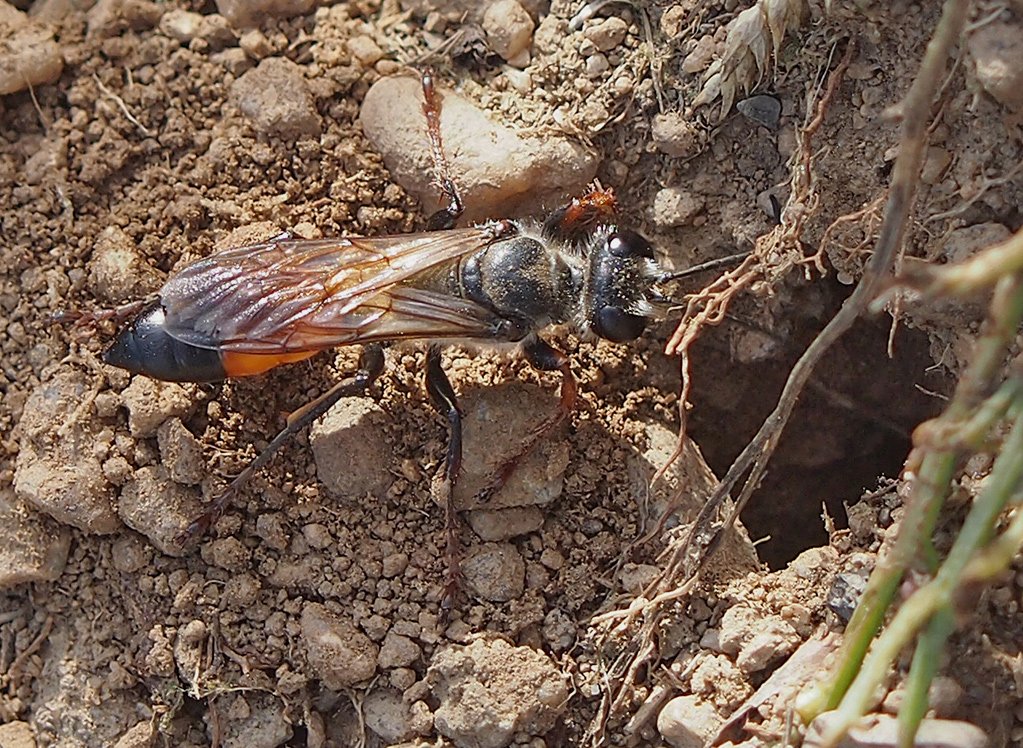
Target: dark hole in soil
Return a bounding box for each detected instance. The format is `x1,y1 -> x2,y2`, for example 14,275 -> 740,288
684,276 -> 950,569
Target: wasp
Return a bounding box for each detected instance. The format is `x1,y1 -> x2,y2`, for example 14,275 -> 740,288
76,73 -> 741,605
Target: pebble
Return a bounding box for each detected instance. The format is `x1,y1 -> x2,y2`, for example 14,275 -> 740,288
482,0 -> 535,67
86,0 -> 162,37
200,536 -> 251,572
805,713 -> 988,748
429,638 -> 569,748
347,35 -> 384,67
14,370 -> 120,533
657,695 -> 721,748
652,187 -> 706,228
0,721 -> 36,748
156,418 -> 204,486
0,5 -> 63,96
462,542 -> 525,602
113,721 -> 156,748
737,94 -> 782,129
943,222 -> 1010,264
651,112 -> 702,158
110,534 -> 148,573
378,631 -> 422,669
364,688 -> 416,744
119,377 -> 194,438
301,603 -> 378,689
359,75 -> 598,222
230,57 -> 322,140
214,0 -> 316,28
448,383 -> 569,511
617,562 -> 659,594
541,607 -> 576,651
0,492 -> 70,588
309,397 -> 393,500
681,34 -> 717,74
585,53 -> 609,77
87,226 -> 164,304
466,506 -> 543,541
582,17 -> 628,52
968,20 -> 1023,112
158,9 -> 203,43
117,466 -> 205,556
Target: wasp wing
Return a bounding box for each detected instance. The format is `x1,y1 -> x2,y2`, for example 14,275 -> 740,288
159,227 -> 513,353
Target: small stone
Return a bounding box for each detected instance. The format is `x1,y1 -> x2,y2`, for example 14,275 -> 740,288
943,223 -> 1010,264
215,0 -> 316,28
223,573 -> 261,608
378,632 -> 421,669
113,720 -> 155,748
448,383 -> 569,511
346,35 -> 384,67
364,689 -> 415,744
119,377 -> 194,439
87,226 -> 164,305
737,94 -> 782,129
735,619 -> 799,673
0,721 -> 36,748
159,9 -> 203,42
86,0 -> 162,37
429,638 -> 569,748
541,608 -> 575,651
381,551 -> 409,578
617,562 -> 659,594
360,76 -> 598,221
117,466 -> 205,556
0,7 -> 63,95
301,522 -> 332,550
0,491 -> 70,589
657,695 -> 721,748
462,543 -> 525,602
157,418 -> 204,486
301,603 -> 378,689
968,20 -> 1023,112
482,0 -> 534,66
231,57 -> 321,139
111,534 -> 148,573
309,397 -> 392,499
201,537 -> 251,572
921,147 -> 951,184
14,371 -> 120,533
216,693 -> 293,747
466,506 -> 543,541
238,28 -> 272,59
211,47 -> 251,75
585,53 -> 609,77
652,187 -> 706,228
582,17 -> 628,52
805,713 -> 988,748
681,34 -> 717,74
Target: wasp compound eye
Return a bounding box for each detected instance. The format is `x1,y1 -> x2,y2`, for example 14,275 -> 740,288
594,306 -> 647,343
607,229 -> 655,260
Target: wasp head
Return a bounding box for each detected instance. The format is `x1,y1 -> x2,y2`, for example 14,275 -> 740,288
583,228 -> 667,343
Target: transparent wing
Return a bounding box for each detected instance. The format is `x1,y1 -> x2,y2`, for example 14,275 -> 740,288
158,227 -> 513,353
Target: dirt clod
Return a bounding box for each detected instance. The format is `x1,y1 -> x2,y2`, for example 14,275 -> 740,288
0,4 -> 63,95
231,57 -> 322,140
301,602 -> 378,689
657,694 -> 722,748
429,637 -> 569,748
309,396 -> 392,499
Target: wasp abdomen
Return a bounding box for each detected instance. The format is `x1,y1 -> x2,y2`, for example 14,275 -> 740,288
103,302 -> 227,382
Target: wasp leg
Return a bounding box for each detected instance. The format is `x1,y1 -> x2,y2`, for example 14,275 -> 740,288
420,70 -> 464,231
176,344 -> 386,547
424,343 -> 465,612
476,337 -> 578,503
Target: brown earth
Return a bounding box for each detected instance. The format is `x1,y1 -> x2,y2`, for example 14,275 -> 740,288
1,0 -> 1023,747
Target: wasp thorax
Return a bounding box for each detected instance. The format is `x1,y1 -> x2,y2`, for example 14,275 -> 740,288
585,228 -> 658,343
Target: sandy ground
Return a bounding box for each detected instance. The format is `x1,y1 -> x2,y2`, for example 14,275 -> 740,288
2,0 -> 1023,746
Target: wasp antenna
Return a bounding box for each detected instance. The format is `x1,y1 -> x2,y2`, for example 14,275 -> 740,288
658,250 -> 752,284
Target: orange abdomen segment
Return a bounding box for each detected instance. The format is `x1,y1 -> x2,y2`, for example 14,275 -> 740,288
220,350 -> 318,377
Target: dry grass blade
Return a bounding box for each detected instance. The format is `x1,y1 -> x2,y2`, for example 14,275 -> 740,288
693,0 -> 809,120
